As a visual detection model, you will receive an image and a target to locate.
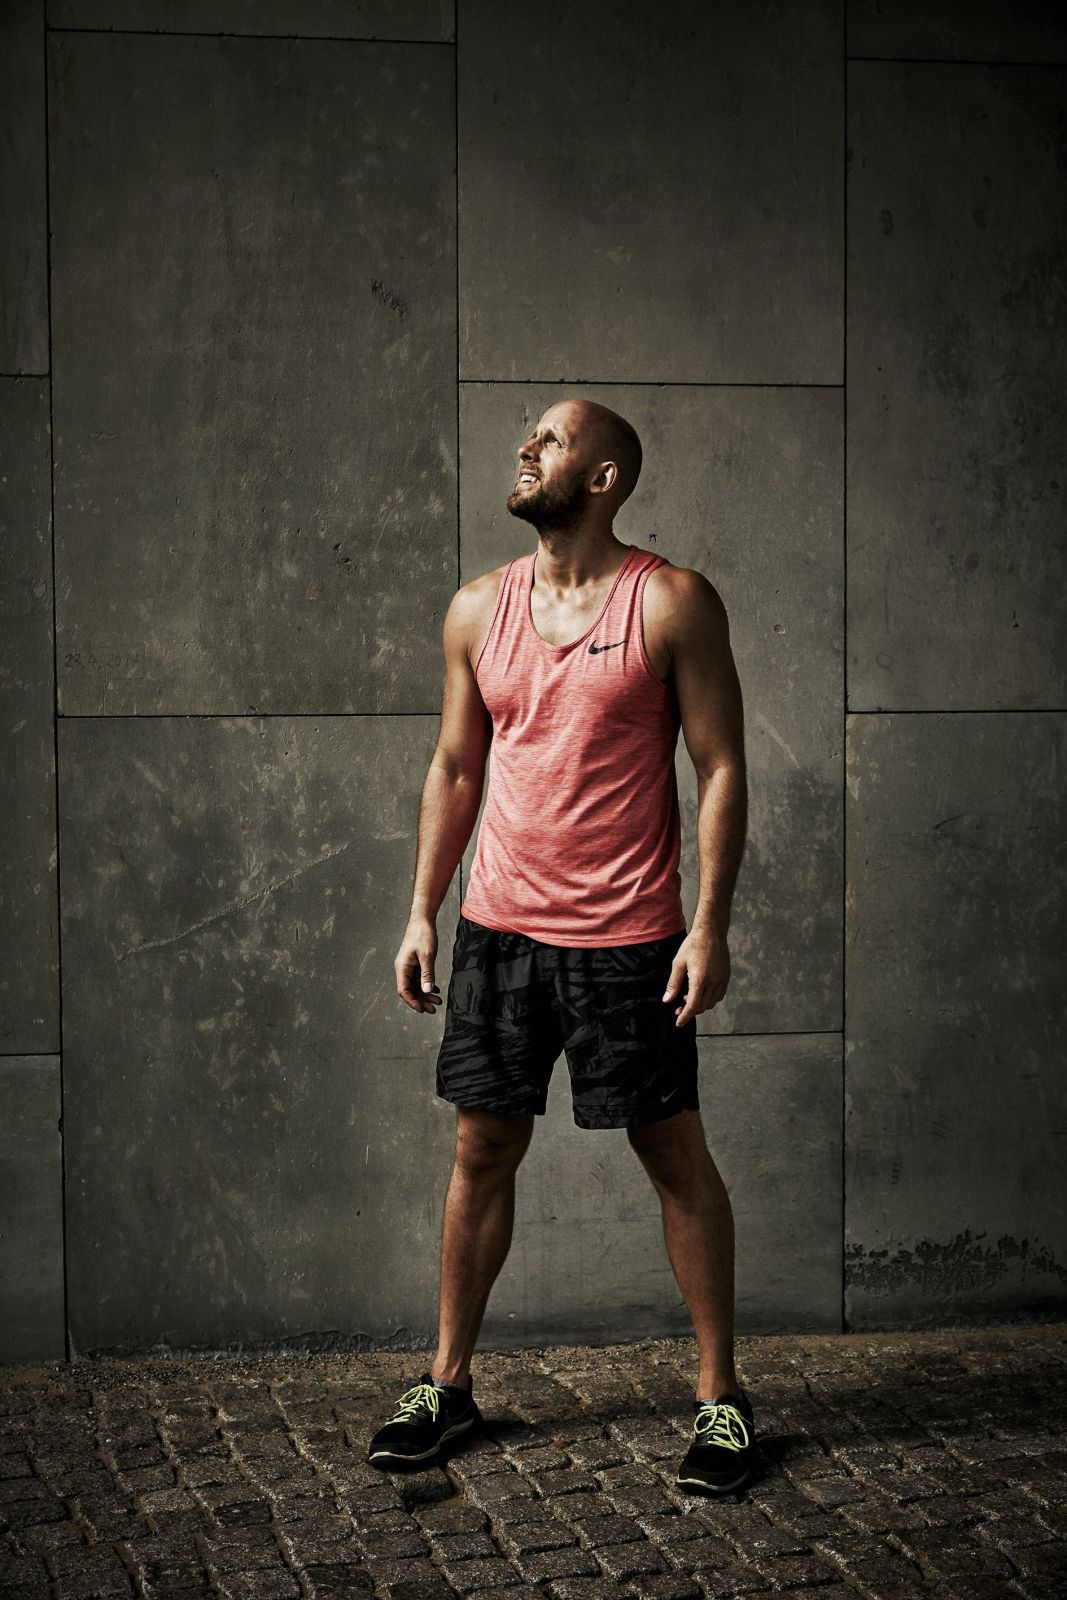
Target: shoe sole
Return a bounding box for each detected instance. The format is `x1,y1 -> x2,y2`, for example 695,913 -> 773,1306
676,1461 -> 756,1494
367,1412 -> 477,1469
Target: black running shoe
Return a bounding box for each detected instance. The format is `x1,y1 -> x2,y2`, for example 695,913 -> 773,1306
676,1387 -> 757,1494
367,1372 -> 480,1469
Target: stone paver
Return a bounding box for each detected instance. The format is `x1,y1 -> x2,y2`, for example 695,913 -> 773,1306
0,1325 -> 1065,1598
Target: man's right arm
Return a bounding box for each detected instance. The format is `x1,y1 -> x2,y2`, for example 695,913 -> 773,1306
394,576 -> 495,1014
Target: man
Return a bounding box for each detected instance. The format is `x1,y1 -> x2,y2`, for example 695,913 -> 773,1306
368,399 -> 755,1495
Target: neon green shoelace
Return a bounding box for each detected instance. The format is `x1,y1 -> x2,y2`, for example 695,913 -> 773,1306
391,1382 -> 441,1423
694,1400 -> 750,1451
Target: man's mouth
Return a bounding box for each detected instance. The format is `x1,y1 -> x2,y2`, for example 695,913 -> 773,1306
516,471 -> 539,487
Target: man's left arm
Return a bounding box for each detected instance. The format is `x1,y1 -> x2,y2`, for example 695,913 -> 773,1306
658,568 -> 747,1027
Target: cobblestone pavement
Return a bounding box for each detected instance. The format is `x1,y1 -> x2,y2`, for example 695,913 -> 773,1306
1,1324 -> 1066,1600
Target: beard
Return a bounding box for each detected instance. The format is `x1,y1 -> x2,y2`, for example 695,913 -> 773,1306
506,468 -> 590,532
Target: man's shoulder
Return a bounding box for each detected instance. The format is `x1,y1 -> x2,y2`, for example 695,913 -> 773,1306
644,559 -> 729,626
443,559 -> 512,665
462,557 -> 512,596
452,558 -> 510,619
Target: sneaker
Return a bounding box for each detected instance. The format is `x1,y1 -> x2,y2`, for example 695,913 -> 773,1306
367,1372 -> 480,1469
676,1387 -> 757,1494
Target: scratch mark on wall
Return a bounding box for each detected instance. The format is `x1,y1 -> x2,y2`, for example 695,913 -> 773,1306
932,812 -> 970,830
755,710 -> 801,769
357,982 -> 389,1027
370,277 -> 408,316
117,844 -> 350,961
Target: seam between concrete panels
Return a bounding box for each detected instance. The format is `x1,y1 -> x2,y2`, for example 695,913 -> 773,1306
842,0 -> 849,1337
43,7 -> 72,1364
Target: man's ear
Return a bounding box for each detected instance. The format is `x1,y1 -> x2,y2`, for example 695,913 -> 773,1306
589,461 -> 618,496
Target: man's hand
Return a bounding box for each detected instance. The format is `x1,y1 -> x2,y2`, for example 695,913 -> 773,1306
395,916 -> 442,1014
662,924 -> 730,1027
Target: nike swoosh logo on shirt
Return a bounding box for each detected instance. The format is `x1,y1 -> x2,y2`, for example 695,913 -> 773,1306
588,640 -> 625,653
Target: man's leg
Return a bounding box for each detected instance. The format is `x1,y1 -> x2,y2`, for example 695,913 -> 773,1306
430,1106 -> 535,1386
627,1107 -> 740,1400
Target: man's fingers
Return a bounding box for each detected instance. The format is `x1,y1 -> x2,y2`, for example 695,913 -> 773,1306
663,954 -> 691,1022
672,978 -> 729,1026
662,957 -> 686,1001
396,949 -> 441,1013
419,972 -> 442,1011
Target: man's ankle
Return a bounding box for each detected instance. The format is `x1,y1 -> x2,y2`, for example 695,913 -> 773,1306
430,1362 -> 470,1387
696,1378 -> 742,1401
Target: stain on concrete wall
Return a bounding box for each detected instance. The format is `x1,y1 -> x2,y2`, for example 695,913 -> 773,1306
846,1233 -> 1067,1327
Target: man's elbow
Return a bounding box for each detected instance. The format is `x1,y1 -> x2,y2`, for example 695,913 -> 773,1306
431,745 -> 489,787
693,749 -> 746,784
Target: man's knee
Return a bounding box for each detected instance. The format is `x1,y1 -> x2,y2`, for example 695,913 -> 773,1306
627,1107 -> 709,1189
454,1108 -> 534,1177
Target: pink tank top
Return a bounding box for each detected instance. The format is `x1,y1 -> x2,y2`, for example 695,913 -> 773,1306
460,542 -> 685,946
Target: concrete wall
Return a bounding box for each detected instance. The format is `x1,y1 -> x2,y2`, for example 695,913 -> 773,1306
1,0 -> 1063,1362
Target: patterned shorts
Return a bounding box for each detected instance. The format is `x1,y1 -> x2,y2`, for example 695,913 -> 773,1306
435,913 -> 700,1130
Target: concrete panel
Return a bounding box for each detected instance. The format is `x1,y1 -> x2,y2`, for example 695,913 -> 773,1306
0,379 -> 58,1052
49,31 -> 456,716
0,1059 -> 65,1363
845,713 -> 1067,1328
482,1033 -> 843,1342
0,0 -> 48,373
49,0 -> 453,40
458,0 -> 842,385
59,715 -> 459,1354
848,63 -> 1067,711
849,1 -> 1067,63
459,384 -> 843,1036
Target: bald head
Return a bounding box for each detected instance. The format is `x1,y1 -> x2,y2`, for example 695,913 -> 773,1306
509,399 -> 644,531
568,400 -> 643,506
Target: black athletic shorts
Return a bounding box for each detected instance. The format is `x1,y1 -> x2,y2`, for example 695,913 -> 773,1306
435,913 -> 699,1130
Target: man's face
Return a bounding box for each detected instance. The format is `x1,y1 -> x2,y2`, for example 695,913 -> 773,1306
506,409 -> 591,528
